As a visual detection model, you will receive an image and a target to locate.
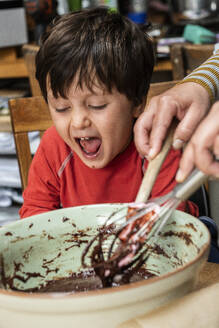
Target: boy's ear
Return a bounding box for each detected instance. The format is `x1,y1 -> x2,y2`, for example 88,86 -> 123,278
132,102 -> 146,118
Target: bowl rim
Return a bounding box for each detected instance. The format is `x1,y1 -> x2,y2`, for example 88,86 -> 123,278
0,206 -> 211,300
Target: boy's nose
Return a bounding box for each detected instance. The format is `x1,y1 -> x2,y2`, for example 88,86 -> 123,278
70,107 -> 91,129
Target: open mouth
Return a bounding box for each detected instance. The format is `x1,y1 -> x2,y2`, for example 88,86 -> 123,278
76,137 -> 102,157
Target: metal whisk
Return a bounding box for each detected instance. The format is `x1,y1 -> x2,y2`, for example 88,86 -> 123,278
81,168 -> 207,287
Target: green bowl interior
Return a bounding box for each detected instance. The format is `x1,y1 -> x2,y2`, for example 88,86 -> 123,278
0,204 -> 209,292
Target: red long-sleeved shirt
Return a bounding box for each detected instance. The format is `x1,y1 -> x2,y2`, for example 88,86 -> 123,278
20,126 -> 199,218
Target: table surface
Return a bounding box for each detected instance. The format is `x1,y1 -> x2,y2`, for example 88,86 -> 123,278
0,47 -> 28,79
196,262 -> 219,290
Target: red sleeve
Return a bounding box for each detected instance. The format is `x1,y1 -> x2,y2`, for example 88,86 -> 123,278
19,135 -> 61,219
149,148 -> 199,217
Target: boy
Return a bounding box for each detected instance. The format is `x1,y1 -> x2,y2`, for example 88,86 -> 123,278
20,7 -> 198,218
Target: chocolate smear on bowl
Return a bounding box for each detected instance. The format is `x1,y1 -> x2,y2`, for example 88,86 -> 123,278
163,231 -> 193,246
0,216 -> 157,293
5,232 -> 13,236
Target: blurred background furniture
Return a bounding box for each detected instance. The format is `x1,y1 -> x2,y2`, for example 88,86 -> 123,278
147,80 -> 177,102
0,0 -> 30,222
0,47 -> 29,132
0,47 -> 28,79
170,43 -> 215,80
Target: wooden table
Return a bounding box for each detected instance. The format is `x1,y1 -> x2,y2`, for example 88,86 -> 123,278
0,47 -> 28,132
0,47 -> 28,79
197,262 -> 219,289
119,262 -> 219,327
154,59 -> 172,72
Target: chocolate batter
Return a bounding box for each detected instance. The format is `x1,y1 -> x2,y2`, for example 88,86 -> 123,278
5,267 -> 156,293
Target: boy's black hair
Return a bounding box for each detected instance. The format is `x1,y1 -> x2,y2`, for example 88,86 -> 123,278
36,6 -> 155,106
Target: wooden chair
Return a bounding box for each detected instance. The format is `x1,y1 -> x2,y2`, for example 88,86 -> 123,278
9,96 -> 52,190
170,43 -> 214,80
8,81 -> 177,191
22,44 -> 41,96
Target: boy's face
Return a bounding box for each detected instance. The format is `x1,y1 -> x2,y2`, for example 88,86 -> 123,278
47,80 -> 142,169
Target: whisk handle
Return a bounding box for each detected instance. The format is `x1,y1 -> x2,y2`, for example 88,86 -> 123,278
135,120 -> 177,203
174,169 -> 207,201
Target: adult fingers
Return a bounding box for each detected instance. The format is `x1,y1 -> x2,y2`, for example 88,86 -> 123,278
134,108 -> 154,157
176,144 -> 195,182
195,104 -> 219,176
147,95 -> 179,159
176,140 -> 218,181
177,111 -> 219,179
173,103 -> 207,149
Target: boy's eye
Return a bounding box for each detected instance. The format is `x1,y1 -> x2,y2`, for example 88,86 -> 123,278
88,104 -> 107,110
55,107 -> 70,113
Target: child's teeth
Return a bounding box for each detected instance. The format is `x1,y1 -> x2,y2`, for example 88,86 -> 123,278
80,137 -> 90,140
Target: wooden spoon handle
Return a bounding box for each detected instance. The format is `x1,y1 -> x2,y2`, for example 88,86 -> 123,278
135,121 -> 177,203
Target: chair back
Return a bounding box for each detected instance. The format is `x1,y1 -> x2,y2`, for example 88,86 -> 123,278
22,44 -> 41,96
9,96 -> 52,190
170,43 -> 214,80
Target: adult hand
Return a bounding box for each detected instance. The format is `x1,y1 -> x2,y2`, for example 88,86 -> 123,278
134,82 -> 211,159
176,102 -> 219,181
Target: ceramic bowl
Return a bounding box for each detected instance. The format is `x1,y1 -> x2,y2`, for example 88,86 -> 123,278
0,204 -> 210,328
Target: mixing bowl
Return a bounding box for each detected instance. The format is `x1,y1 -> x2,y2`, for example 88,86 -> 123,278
0,204 -> 210,328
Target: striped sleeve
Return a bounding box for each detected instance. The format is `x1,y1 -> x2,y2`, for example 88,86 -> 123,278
179,47 -> 219,103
